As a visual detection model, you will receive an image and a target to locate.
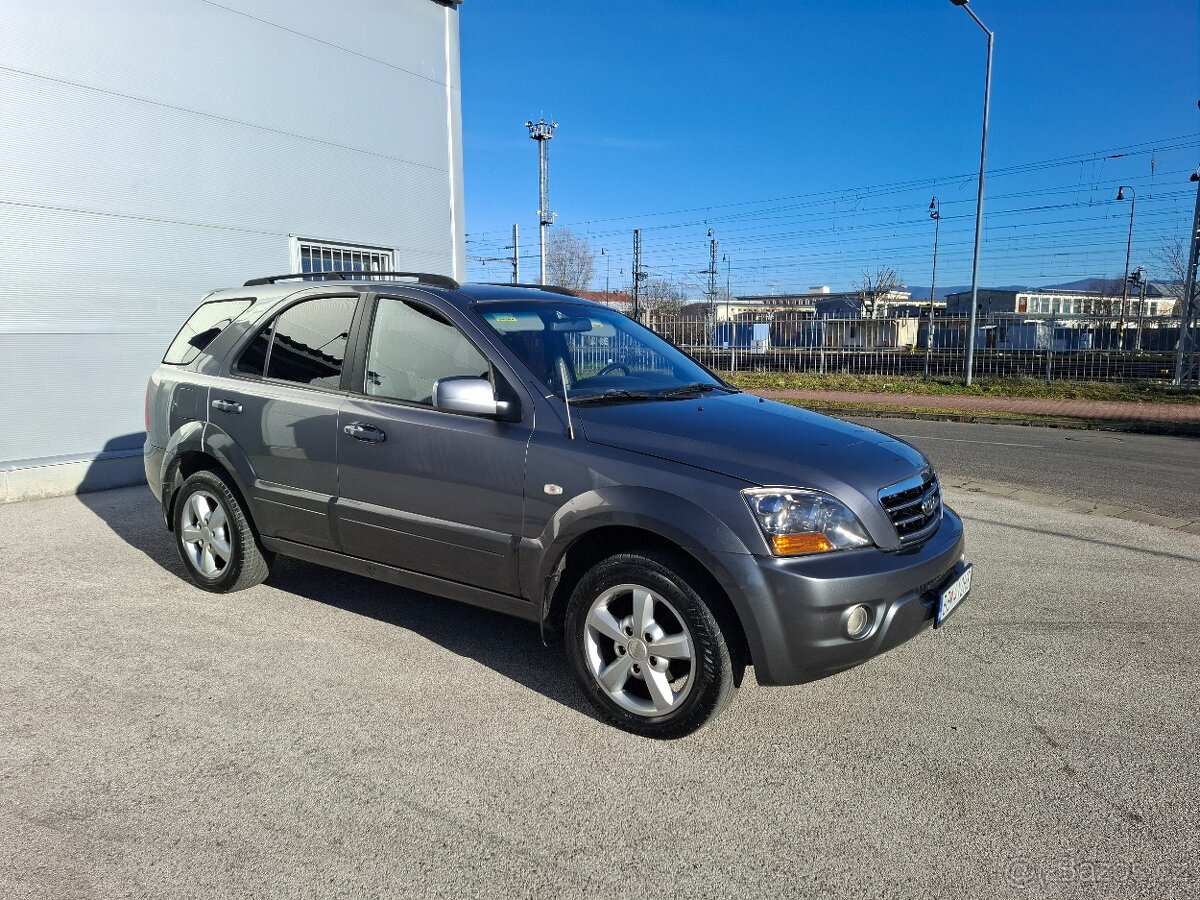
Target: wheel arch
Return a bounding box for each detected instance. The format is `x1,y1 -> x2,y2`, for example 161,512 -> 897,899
539,514 -> 755,673
161,424 -> 256,533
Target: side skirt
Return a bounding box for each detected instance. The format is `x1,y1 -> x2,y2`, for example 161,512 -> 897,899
260,536 -> 541,623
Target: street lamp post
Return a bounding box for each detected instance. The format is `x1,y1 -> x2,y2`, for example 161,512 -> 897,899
1174,167 -> 1200,385
1116,185 -> 1137,351
949,0 -> 993,387
926,197 -> 941,378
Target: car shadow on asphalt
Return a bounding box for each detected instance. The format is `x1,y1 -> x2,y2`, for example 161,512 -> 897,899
79,486 -> 601,724
266,554 -> 599,723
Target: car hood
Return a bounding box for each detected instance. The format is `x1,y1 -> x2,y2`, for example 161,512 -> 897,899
577,392 -> 929,544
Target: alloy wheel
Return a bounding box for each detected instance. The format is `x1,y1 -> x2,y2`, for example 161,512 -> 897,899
583,583 -> 695,717
179,490 -> 232,578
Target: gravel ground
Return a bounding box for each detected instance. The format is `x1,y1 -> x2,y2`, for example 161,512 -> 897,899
1,486 -> 1197,899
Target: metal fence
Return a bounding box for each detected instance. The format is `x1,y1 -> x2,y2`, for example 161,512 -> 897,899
645,312 -> 1194,383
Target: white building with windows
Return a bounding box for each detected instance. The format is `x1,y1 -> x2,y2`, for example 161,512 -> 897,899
0,0 -> 465,500
944,287 -> 1178,319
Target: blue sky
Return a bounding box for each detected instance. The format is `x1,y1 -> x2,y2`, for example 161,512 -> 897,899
459,0 -> 1199,297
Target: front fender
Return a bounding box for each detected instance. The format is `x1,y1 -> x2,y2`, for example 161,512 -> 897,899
529,486 -> 779,665
533,487 -> 749,583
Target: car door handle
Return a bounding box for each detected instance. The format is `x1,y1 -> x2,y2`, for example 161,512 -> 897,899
343,422 -> 386,443
211,399 -> 242,414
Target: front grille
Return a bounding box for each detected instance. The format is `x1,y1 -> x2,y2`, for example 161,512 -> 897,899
879,470 -> 942,545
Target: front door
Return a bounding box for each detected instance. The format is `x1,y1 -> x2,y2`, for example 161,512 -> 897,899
334,295 -> 528,596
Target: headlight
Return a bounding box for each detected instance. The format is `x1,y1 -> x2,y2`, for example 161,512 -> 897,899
742,488 -> 873,556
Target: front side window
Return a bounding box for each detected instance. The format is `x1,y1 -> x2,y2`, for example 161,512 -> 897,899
478,302 -> 728,401
234,296 -> 356,388
365,298 -> 489,405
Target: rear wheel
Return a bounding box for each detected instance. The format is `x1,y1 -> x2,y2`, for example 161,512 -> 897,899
173,470 -> 269,593
565,551 -> 741,738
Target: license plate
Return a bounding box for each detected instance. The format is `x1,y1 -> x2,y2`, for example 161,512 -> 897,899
935,565 -> 972,628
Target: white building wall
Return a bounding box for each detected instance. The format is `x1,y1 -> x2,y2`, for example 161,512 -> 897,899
0,0 -> 464,480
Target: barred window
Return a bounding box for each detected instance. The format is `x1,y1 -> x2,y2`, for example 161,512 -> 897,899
293,238 -> 393,277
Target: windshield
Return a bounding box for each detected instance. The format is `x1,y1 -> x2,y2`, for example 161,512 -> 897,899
477,302 -> 731,401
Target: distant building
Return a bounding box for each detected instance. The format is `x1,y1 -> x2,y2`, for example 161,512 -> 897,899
713,298 -> 799,321
579,289 -> 634,313
734,288 -> 931,319
823,318 -> 920,349
945,287 -> 1178,319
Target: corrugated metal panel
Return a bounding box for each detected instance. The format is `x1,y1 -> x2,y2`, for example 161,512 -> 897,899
0,0 -> 462,467
0,334 -> 168,463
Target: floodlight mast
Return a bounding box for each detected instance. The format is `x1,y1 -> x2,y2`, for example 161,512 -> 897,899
525,118 -> 558,284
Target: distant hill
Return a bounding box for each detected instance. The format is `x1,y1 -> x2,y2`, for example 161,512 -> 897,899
1038,277 -> 1116,292
1036,277 -> 1181,297
906,278 -> 1185,299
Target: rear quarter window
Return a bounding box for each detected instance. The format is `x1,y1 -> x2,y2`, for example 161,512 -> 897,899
163,298 -> 254,365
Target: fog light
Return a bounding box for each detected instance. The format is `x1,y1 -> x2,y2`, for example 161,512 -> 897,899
846,604 -> 872,639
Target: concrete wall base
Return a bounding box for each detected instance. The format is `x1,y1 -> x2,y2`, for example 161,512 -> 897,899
1,453 -> 147,504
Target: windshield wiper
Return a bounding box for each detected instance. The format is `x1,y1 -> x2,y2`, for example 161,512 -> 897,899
571,388 -> 653,404
655,382 -> 739,399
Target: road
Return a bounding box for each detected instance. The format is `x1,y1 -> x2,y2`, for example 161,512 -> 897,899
2,486 -> 1198,899
847,417 -> 1200,521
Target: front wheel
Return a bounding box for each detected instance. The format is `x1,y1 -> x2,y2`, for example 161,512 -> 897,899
564,551 -> 741,738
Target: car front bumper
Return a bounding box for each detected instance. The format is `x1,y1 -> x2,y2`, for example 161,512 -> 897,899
725,506 -> 968,686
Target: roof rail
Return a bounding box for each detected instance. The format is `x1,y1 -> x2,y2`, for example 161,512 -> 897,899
482,281 -> 580,297
244,271 -> 461,289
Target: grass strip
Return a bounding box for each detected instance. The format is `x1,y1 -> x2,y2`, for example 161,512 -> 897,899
728,373 -> 1200,405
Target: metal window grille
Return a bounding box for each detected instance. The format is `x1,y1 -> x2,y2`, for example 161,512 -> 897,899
295,239 -> 393,279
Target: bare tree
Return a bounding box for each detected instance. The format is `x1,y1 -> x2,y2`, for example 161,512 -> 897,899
641,278 -> 686,318
1153,233 -> 1189,287
1151,234 -> 1189,315
858,267 -> 903,317
545,228 -> 595,292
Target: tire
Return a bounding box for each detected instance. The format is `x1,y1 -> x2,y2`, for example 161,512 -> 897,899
564,551 -> 741,738
173,470 -> 270,593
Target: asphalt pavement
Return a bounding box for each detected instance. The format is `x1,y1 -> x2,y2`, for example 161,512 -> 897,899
849,417 -> 1200,524
2,486 -> 1198,899
755,388 -> 1200,427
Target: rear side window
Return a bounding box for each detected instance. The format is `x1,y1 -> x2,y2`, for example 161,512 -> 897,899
234,296 -> 356,388
235,322 -> 272,377
163,299 -> 253,365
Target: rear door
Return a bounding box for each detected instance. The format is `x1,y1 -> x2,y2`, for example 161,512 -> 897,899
334,293 -> 530,596
211,292 -> 360,550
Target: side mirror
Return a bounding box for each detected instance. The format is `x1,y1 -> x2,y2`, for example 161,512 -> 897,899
433,376 -> 513,419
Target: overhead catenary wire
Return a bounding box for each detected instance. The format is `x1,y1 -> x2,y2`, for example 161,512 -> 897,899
468,135 -> 1200,296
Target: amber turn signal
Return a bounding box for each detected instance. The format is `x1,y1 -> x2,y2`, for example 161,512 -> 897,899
771,532 -> 834,555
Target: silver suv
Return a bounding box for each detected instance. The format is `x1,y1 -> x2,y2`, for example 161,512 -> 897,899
145,272 -> 971,737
